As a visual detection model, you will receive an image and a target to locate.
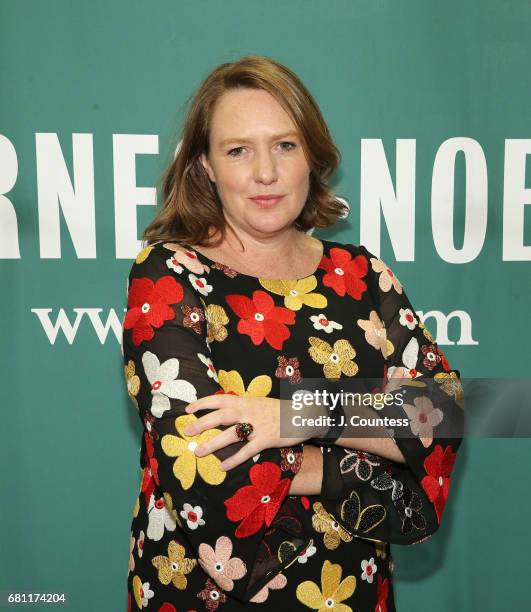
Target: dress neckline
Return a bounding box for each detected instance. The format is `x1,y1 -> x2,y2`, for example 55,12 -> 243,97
185,237 -> 329,282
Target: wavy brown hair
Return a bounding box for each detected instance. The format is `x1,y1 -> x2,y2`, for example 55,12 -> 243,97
143,55 -> 348,247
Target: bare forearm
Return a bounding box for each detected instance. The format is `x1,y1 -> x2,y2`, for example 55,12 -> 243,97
289,444 -> 323,495
333,395 -> 406,463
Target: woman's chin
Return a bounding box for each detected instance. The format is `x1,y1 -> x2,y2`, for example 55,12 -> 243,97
247,215 -> 297,235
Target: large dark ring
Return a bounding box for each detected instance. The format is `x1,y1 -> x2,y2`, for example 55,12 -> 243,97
235,422 -> 254,443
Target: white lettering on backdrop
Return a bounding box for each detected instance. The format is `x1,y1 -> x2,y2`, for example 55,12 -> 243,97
30,307 -> 476,346
1,135 -> 530,261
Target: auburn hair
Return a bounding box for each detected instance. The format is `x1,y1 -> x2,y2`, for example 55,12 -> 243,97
142,54 -> 348,247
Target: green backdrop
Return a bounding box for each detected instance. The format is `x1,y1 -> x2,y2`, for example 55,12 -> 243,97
1,1 -> 530,610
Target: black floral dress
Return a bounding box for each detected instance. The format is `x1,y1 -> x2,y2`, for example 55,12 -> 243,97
121,237 -> 464,612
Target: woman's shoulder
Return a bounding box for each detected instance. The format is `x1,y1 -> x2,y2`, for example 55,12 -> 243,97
132,239 -> 210,276
323,238 -> 369,258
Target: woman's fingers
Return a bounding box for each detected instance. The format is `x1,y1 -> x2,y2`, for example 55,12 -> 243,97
219,441 -> 261,471
184,407 -> 240,435
193,420 -> 263,470
194,426 -> 239,457
185,393 -> 242,414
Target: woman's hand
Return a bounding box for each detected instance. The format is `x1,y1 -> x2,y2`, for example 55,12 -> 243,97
183,394 -> 307,470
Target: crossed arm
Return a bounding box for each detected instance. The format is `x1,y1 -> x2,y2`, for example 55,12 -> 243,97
291,435 -> 406,495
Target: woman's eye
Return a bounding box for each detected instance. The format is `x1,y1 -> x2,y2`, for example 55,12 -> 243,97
279,141 -> 296,151
227,146 -> 245,157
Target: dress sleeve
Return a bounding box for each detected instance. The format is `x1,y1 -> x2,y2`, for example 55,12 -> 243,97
121,243 -> 310,601
318,244 -> 464,545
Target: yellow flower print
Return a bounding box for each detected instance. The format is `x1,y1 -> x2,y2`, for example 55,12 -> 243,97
308,337 -> 358,379
205,304 -> 229,343
259,276 -> 327,311
124,360 -> 140,410
161,414 -> 226,490
133,496 -> 140,518
311,502 -> 353,550
151,540 -> 196,590
370,257 -> 403,294
135,245 -> 153,264
339,490 -> 386,534
163,491 -> 183,528
434,371 -> 465,409
375,540 -> 387,559
296,559 -> 356,612
419,321 -> 434,343
357,311 -> 395,359
218,370 -> 272,397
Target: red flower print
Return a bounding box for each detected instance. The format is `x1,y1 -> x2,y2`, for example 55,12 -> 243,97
158,604 -> 177,612
143,414 -> 159,440
141,431 -> 160,503
280,447 -> 303,473
225,290 -> 295,350
420,343 -> 442,371
421,444 -> 457,523
224,462 -> 291,537
124,275 -> 184,346
275,356 -> 302,384
213,262 -> 238,278
181,303 -> 205,334
140,466 -> 155,505
375,574 -> 389,612
319,247 -> 368,300
434,343 -> 451,371
197,578 -> 227,611
301,496 -> 310,511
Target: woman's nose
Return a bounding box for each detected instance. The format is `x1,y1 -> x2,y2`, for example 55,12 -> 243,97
253,150 -> 278,183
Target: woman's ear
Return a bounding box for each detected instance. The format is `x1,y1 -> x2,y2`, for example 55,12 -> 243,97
200,153 -> 216,183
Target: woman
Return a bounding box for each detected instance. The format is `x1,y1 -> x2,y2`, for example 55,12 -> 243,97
121,55 -> 464,611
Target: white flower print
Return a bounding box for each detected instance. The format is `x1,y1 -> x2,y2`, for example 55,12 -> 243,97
297,542 -> 317,564
146,493 -> 176,541
142,351 -> 197,418
180,503 -> 206,530
197,352 -> 219,382
399,307 -> 418,330
165,255 -> 184,274
309,313 -> 343,333
137,530 -> 145,558
189,273 -> 213,296
361,557 -> 377,583
387,337 -> 422,382
139,581 -> 154,607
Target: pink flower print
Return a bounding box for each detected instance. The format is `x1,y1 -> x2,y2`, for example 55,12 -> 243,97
402,395 -> 443,447
198,536 -> 247,591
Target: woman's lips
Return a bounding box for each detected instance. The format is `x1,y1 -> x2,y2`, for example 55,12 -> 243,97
249,195 -> 285,208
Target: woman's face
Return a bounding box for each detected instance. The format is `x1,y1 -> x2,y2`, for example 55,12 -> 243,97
200,88 -> 311,239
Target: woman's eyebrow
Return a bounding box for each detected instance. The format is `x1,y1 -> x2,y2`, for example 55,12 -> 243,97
219,131 -> 299,147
